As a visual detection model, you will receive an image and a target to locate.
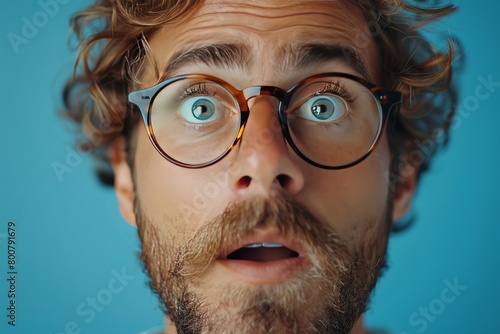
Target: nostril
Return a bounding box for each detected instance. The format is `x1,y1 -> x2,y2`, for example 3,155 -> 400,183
276,174 -> 292,189
237,176 -> 252,188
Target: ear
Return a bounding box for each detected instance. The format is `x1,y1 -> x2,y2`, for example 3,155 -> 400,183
392,165 -> 418,222
109,136 -> 136,226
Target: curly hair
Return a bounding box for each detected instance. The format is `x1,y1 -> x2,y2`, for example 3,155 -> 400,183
62,0 -> 458,188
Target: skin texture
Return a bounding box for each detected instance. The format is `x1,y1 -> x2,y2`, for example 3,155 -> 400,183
110,0 -> 417,332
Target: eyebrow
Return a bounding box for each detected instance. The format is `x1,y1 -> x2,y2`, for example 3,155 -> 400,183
284,43 -> 372,81
162,42 -> 371,81
163,43 -> 252,79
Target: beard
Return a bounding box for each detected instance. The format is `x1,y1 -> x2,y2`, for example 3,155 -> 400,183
135,192 -> 391,334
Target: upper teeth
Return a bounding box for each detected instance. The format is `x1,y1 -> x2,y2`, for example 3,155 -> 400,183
243,243 -> 284,248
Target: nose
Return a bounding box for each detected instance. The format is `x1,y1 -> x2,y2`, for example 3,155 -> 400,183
228,96 -> 305,196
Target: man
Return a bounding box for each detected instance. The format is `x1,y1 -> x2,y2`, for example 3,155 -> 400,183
63,0 -> 457,333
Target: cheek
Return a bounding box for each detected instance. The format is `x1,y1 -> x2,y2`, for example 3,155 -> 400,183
134,126 -> 193,226
301,134 -> 391,239
133,126 -> 231,232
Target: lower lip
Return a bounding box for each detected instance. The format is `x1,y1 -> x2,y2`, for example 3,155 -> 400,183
216,256 -> 311,284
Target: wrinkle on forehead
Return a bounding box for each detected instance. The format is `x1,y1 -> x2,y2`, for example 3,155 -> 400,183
148,0 -> 378,83
192,0 -> 368,34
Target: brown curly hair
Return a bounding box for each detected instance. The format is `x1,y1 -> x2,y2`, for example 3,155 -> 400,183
62,0 -> 458,187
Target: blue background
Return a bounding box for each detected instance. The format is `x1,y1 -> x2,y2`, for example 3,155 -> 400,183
1,1 -> 499,333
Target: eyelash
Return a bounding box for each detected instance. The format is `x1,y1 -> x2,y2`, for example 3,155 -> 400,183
314,82 -> 353,102
181,81 -> 353,103
181,83 -> 213,98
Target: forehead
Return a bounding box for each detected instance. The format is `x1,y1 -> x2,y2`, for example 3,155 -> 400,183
147,0 -> 378,84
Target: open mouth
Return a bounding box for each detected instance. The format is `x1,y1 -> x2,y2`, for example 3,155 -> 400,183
219,233 -> 309,283
226,243 -> 300,262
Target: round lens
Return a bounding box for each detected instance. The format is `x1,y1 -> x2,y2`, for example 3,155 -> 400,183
148,78 -> 241,166
285,76 -> 382,167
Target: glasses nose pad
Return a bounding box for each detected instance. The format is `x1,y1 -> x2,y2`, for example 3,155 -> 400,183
246,95 -> 280,112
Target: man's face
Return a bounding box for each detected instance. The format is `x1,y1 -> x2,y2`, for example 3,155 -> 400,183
112,0 -> 413,333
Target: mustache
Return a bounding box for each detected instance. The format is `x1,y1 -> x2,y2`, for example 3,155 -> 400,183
174,192 -> 353,278
136,192 -> 384,333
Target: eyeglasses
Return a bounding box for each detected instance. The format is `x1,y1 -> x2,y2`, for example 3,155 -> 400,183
128,72 -> 402,169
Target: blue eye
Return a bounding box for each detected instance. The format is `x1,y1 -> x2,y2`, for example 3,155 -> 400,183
297,96 -> 348,123
311,98 -> 335,120
192,98 -> 215,120
179,97 -> 220,123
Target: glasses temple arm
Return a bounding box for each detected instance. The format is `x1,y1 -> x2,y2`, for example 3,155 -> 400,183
128,90 -> 152,123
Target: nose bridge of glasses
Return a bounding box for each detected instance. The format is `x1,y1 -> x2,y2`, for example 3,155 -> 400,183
241,86 -> 286,111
